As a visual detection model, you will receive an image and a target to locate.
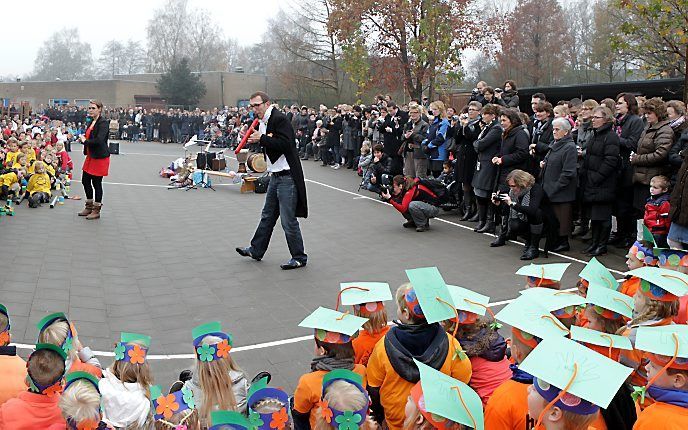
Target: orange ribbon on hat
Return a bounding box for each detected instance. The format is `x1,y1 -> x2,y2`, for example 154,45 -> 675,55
535,363 -> 579,429
451,386 -> 477,430
335,286 -> 371,312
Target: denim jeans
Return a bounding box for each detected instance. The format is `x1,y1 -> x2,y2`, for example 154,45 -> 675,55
250,175 -> 307,263
145,124 -> 153,141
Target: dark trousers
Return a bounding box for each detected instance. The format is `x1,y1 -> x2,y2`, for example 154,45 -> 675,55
249,175 -> 307,263
82,171 -> 103,202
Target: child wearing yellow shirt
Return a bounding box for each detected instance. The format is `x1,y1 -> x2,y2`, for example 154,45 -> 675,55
27,161 -> 51,208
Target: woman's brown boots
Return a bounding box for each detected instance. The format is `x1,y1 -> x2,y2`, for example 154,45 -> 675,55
78,200 -> 94,216
77,200 -> 101,219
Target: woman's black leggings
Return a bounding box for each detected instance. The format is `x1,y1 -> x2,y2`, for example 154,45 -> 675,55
82,171 -> 103,202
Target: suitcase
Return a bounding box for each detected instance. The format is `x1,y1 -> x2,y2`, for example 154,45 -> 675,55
108,141 -> 119,155
212,158 -> 226,171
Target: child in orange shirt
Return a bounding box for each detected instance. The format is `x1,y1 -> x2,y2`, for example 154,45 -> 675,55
338,282 -> 392,366
621,234 -> 658,298
0,343 -> 67,429
37,312 -> 102,378
293,307 -> 368,430
366,281 -> 472,430
633,325 -> 688,430
0,304 -> 27,406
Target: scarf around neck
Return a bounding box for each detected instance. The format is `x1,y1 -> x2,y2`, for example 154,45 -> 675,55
310,355 -> 355,372
647,385 -> 688,408
510,363 -> 534,384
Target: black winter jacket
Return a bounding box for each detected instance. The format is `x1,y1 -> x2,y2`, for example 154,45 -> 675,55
581,123 -> 620,203
82,116 -> 110,159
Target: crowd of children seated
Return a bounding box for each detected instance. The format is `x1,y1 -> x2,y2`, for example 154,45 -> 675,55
3,226 -> 688,430
0,117 -> 74,212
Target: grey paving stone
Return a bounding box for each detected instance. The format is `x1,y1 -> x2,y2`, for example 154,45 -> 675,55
69,306 -> 109,323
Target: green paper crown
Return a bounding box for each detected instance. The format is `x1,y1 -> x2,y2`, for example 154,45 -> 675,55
120,332 -> 151,348
192,321 -> 224,340
34,343 -> 67,361
247,376 -> 269,400
626,267 -> 688,297
65,371 -> 100,389
211,410 -> 250,428
642,224 -> 657,246
0,304 -> 7,317
36,312 -> 68,332
323,369 -> 363,388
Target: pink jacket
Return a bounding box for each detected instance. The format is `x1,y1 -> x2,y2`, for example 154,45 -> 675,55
468,356 -> 513,405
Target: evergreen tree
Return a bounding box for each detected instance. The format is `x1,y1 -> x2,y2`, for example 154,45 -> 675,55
156,58 -> 206,107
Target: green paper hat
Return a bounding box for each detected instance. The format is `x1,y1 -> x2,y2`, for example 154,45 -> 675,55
0,304 -> 7,317
519,287 -> 586,313
494,296 -> 569,340
516,263 -> 570,287
247,376 -> 269,401
626,267 -> 688,298
405,267 -> 456,324
192,321 -> 225,341
585,283 -> 635,319
578,257 -> 618,290
339,282 -> 392,306
150,385 -> 164,399
447,285 -> 490,316
569,325 -> 633,351
34,342 -> 67,361
36,312 -> 69,332
120,332 -> 151,348
635,325 -> 688,359
519,336 -> 633,409
414,359 -> 484,430
642,224 -> 657,246
323,368 -> 364,387
64,370 -> 100,393
298,307 -> 368,341
210,410 -> 251,430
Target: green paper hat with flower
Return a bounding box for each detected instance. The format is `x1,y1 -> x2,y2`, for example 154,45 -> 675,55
192,322 -> 233,362
209,410 -> 251,430
516,263 -> 570,288
247,377 -> 290,430
27,343 -> 67,397
318,370 -> 369,430
36,312 -> 75,355
151,384 -> 196,422
0,304 -> 9,346
114,332 -> 151,364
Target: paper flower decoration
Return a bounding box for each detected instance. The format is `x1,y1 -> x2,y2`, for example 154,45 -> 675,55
249,411 -> 265,429
181,385 -> 195,409
452,347 -> 467,361
63,336 -> 73,354
76,419 -> 100,430
217,339 -> 231,358
318,400 -> 333,423
197,344 -> 216,362
270,407 -> 288,430
0,331 -> 9,345
128,344 -> 146,364
44,381 -> 63,397
114,343 -> 126,360
156,393 -> 180,419
335,410 -> 362,430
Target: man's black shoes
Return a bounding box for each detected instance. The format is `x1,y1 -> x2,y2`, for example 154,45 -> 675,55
236,247 -> 261,261
281,259 -> 306,270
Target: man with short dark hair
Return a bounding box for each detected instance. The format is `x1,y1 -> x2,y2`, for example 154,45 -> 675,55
236,91 -> 308,270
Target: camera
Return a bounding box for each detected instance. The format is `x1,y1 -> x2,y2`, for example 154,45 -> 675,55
380,185 -> 390,196
495,88 -> 503,93
492,192 -> 508,202
471,88 -> 480,96
452,115 -> 459,121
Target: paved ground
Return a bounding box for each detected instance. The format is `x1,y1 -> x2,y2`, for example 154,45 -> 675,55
0,140 -> 629,392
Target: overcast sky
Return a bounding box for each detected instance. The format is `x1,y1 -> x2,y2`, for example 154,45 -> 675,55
0,0 -> 281,77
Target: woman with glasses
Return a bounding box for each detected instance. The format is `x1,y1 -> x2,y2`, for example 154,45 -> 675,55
580,106 -> 620,256
77,100 -> 110,220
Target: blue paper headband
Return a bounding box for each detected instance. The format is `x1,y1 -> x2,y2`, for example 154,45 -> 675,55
114,343 -> 148,364
319,375 -> 370,430
533,377 -> 598,416
193,331 -> 233,362
248,387 -> 291,430
37,313 -> 75,355
152,386 -> 196,421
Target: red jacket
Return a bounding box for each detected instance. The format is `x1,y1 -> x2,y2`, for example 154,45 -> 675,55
644,193 -> 671,235
0,391 -> 65,429
389,181 -> 438,213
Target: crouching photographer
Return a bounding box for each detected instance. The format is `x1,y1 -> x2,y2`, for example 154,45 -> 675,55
491,169 -> 545,260
381,175 -> 441,232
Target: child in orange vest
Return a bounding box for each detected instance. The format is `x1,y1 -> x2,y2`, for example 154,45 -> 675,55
37,312 -> 102,378
293,307 -> 368,430
0,343 -> 67,429
338,282 -> 392,366
366,273 -> 472,430
0,304 -> 27,406
632,325 -> 688,429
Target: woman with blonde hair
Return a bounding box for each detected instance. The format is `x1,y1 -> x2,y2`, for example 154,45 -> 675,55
183,322 -> 249,428
422,101 -> 450,177
99,333 -> 154,429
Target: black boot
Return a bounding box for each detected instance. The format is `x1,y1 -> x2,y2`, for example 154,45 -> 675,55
490,233 -> 507,247
589,220 -> 610,256
477,221 -> 496,233
474,220 -> 486,232
582,222 -> 599,254
460,190 -> 476,221
473,203 -> 488,232
521,232 -> 541,260
572,223 -> 588,237
477,205 -> 496,233
490,213 -> 509,247
552,236 -> 570,252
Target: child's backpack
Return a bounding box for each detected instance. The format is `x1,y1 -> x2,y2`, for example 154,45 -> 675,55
417,178 -> 450,206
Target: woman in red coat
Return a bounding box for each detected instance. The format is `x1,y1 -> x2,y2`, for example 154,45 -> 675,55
78,100 -> 110,220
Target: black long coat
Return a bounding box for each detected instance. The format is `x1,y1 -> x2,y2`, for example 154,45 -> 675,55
471,120 -> 502,193
497,126 -> 530,186
259,108 -> 308,218
82,116 -> 110,159
581,123 -> 620,203
454,118 -> 481,184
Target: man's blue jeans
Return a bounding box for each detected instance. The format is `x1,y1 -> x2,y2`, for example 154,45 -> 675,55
250,174 -> 307,263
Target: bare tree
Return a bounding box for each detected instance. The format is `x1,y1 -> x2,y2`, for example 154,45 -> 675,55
96,40 -> 124,79
186,9 -> 227,72
146,0 -> 190,72
31,28 -> 93,81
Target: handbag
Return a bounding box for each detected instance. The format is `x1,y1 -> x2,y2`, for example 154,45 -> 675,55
254,174 -> 270,193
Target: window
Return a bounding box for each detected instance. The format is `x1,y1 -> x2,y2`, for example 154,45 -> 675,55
49,98 -> 69,106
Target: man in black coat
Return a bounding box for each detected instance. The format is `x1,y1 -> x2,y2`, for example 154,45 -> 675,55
236,91 -> 308,270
